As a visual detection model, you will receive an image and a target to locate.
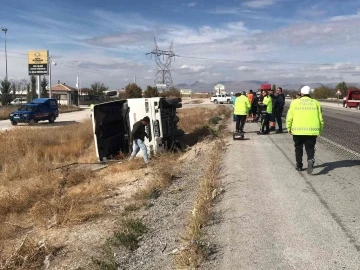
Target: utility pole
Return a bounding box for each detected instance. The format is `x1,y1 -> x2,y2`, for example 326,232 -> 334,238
37,75 -> 41,98
134,74 -> 136,84
146,37 -> 177,91
1,27 -> 8,79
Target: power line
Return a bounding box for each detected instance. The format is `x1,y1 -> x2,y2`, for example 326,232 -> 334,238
175,55 -> 344,67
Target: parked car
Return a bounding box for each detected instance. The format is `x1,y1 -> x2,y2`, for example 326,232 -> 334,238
210,94 -> 232,104
9,98 -> 59,125
10,98 -> 27,105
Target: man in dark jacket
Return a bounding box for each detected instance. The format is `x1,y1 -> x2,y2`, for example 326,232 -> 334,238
251,93 -> 259,122
269,89 -> 276,131
274,87 -> 285,133
256,92 -> 264,122
129,116 -> 150,163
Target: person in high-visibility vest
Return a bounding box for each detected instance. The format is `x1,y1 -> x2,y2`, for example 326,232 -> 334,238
234,91 -> 251,133
257,90 -> 272,135
246,90 -> 254,122
286,85 -> 324,174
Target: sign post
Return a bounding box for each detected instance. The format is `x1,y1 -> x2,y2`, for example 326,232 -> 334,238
28,50 -> 49,98
336,89 -> 341,106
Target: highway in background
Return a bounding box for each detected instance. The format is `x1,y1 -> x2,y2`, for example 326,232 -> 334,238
0,108 -> 91,131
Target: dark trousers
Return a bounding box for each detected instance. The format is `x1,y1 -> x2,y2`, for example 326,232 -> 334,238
275,109 -> 283,130
260,113 -> 270,133
293,135 -> 317,165
236,115 -> 246,131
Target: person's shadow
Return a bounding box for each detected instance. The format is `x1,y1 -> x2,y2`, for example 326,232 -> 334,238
313,160 -> 360,175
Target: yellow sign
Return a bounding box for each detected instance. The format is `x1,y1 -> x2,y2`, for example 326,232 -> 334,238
28,50 -> 49,65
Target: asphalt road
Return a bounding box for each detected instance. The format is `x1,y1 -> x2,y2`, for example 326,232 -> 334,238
203,122 -> 360,269
0,108 -> 91,131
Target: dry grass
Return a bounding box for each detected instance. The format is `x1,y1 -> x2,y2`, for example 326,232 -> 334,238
0,120 -> 94,182
134,152 -> 179,200
0,106 -> 17,120
178,105 -> 231,133
175,142 -> 223,269
0,236 -> 58,270
0,104 -> 229,269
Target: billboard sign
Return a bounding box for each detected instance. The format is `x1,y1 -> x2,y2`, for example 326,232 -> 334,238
214,84 -> 225,91
180,89 -> 192,95
156,84 -> 167,88
28,50 -> 49,75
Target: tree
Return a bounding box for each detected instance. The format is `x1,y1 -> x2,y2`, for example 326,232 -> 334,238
161,87 -> 181,98
143,85 -> 159,98
0,78 -> 13,105
125,83 -> 142,98
29,75 -> 38,100
272,84 -> 276,91
312,86 -> 332,99
335,81 -> 348,97
90,82 -> 108,95
26,83 -> 31,102
40,77 -> 49,98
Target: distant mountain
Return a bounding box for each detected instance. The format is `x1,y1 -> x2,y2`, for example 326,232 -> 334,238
175,81 -> 360,93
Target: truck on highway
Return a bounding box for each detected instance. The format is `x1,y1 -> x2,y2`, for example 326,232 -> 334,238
210,93 -> 232,104
344,89 -> 360,109
92,97 -> 184,162
9,98 -> 59,125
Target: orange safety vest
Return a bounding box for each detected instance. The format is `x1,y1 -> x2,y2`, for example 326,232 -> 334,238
247,93 -> 254,104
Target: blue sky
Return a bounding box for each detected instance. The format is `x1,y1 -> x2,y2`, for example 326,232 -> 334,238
1,0 -> 360,89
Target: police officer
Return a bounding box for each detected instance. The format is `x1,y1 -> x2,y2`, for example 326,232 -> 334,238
234,91 -> 251,133
286,86 -> 324,174
257,90 -> 272,135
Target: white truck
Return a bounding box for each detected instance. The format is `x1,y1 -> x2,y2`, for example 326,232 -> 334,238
92,97 -> 184,162
210,94 -> 232,104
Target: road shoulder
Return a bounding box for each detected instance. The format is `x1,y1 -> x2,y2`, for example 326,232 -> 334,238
202,121 -> 360,269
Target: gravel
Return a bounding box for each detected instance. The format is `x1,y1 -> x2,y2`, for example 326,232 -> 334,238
114,140 -> 216,270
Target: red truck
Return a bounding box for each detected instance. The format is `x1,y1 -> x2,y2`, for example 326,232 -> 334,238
345,89 -> 360,109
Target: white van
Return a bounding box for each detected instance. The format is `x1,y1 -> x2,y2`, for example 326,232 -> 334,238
10,98 -> 27,105
92,98 -> 183,162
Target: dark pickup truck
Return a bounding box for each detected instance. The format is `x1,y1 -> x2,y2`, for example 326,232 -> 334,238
9,98 -> 59,125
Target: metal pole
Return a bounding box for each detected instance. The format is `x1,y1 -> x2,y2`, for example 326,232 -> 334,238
49,59 -> 52,98
4,30 -> 7,79
37,75 -> 41,98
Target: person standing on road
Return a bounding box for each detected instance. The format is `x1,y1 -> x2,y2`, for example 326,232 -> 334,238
286,86 -> 324,174
257,90 -> 272,135
251,93 -> 259,122
246,90 -> 254,122
274,87 -> 285,133
269,89 -> 276,131
129,116 -> 151,164
256,92 -> 264,122
234,91 -> 251,133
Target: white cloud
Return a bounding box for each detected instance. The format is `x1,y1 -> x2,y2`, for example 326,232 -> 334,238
187,2 -> 197,7
330,12 -> 360,21
242,0 -> 276,9
180,65 -> 206,72
238,66 -> 257,72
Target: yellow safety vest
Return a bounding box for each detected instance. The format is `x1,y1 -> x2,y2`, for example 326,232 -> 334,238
286,96 -> 324,135
234,95 -> 250,115
263,96 -> 273,114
